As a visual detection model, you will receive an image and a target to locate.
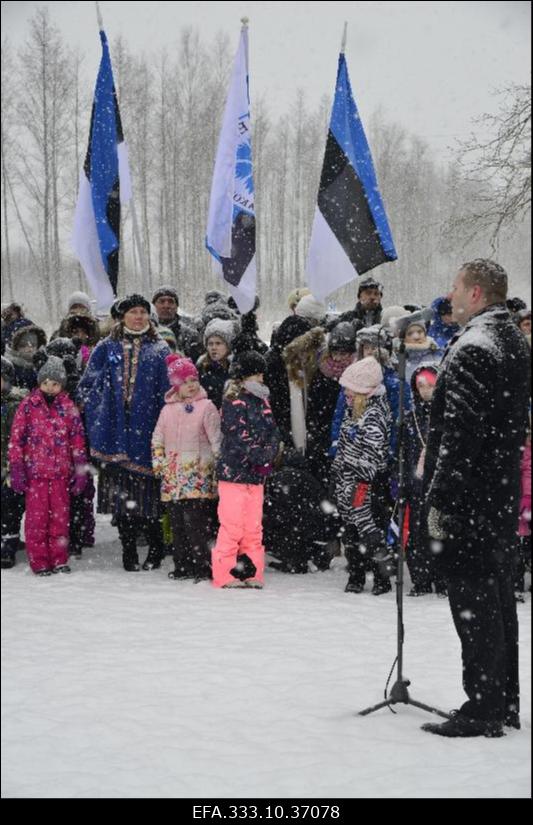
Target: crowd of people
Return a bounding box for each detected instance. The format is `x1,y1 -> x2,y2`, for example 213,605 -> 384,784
1,267 -> 530,602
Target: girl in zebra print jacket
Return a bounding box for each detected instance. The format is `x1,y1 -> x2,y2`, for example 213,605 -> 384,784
332,357 -> 392,593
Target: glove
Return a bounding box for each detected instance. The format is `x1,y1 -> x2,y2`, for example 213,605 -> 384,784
9,463 -> 28,494
253,463 -> 273,477
71,469 -> 88,496
427,506 -> 448,540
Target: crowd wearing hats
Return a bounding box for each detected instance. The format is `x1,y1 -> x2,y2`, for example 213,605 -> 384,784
1,279 -> 530,600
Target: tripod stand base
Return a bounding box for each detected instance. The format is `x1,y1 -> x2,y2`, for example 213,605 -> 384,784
359,679 -> 451,719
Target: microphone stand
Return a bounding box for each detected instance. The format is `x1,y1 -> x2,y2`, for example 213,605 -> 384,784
358,337 -> 450,720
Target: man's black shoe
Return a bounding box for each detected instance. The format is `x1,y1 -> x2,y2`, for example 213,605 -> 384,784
421,711 -> 504,738
407,586 -> 432,597
1,556 -> 15,569
504,712 -> 521,730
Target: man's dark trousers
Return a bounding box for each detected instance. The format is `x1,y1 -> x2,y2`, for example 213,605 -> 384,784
447,572 -> 519,723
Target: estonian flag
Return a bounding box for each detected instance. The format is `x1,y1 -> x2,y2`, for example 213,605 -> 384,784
206,22 -> 256,314
72,29 -> 132,315
306,51 -> 397,303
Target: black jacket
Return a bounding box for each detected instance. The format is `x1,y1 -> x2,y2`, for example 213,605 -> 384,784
336,302 -> 383,330
167,316 -> 204,362
197,355 -> 230,410
423,304 -> 531,578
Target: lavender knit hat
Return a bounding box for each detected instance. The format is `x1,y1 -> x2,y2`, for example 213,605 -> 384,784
339,356 -> 383,396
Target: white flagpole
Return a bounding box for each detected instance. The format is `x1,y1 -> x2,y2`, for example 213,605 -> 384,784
341,21 -> 348,53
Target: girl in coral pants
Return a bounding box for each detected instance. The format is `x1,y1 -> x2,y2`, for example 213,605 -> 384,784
211,351 -> 280,589
212,481 -> 266,587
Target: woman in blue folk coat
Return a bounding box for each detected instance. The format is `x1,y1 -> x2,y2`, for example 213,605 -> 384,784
77,294 -> 170,571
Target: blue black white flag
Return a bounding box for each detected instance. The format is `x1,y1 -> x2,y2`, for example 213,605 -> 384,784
206,23 -> 256,314
72,30 -> 132,315
306,52 -> 397,302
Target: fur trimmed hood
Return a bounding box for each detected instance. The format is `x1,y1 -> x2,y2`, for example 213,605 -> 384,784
283,327 -> 326,387
10,324 -> 47,352
57,314 -> 100,347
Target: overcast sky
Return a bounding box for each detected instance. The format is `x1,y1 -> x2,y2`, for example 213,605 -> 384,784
2,0 -> 531,161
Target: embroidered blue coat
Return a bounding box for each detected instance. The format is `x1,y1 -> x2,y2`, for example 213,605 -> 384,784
77,331 -> 170,475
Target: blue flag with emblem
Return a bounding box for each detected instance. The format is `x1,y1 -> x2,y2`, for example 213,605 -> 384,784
206,21 -> 256,314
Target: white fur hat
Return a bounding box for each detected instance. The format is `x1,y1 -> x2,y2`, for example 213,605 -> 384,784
294,294 -> 327,323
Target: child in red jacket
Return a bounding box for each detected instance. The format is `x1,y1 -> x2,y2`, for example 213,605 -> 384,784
8,356 -> 88,575
515,432 -> 531,600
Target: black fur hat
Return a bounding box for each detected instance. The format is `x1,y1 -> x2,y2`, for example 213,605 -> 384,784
117,294 -> 151,315
229,350 -> 267,379
46,337 -> 78,360
328,321 -> 357,353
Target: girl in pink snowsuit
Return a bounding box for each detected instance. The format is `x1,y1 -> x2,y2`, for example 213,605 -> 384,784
152,355 -> 221,580
211,351 -> 280,589
8,356 -> 88,576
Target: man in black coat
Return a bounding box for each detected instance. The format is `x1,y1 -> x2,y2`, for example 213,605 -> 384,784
152,286 -> 203,362
422,259 -> 531,738
335,276 -> 383,330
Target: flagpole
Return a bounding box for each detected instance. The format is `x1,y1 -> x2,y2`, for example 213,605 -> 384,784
95,1 -> 104,31
340,21 -> 348,53
93,1 -> 149,289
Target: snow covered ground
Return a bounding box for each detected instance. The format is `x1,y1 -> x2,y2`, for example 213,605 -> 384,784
1,513 -> 530,799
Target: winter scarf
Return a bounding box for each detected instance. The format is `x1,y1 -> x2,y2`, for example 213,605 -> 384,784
318,351 -> 355,380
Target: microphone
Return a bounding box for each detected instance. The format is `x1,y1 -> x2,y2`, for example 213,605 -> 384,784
391,306 -> 434,340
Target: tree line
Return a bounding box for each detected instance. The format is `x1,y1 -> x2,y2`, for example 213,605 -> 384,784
1,7 -> 530,329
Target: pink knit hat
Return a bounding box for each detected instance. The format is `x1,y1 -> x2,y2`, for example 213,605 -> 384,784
166,354 -> 199,387
339,356 -> 383,396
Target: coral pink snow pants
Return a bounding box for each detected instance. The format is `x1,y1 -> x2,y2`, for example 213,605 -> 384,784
212,481 -> 265,587
25,479 -> 70,572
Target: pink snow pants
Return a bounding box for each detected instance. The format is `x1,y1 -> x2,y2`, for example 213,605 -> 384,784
211,481 -> 265,588
25,479 -> 70,573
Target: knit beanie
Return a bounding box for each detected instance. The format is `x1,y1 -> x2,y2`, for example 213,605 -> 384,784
415,367 -> 438,388
380,305 -> 411,331
339,356 -> 383,396
356,324 -> 393,354
405,319 -> 427,335
357,276 -> 383,298
229,350 -> 267,380
152,286 -> 179,305
67,291 -> 92,314
287,287 -> 311,310
46,337 -> 78,361
204,290 -> 228,306
166,354 -> 199,387
328,321 -> 357,353
37,356 -> 67,388
118,294 -> 151,315
294,294 -> 327,323
201,300 -> 240,327
203,318 -> 238,349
